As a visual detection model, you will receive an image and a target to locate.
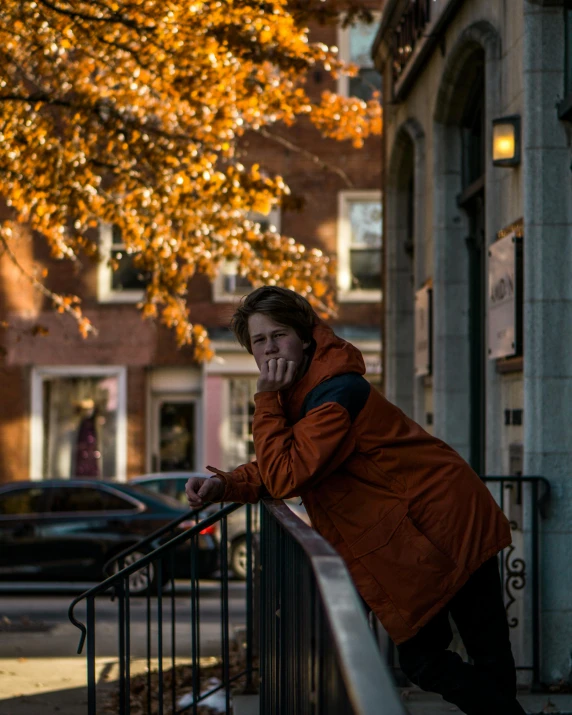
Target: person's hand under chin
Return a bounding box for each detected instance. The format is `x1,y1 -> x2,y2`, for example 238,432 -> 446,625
257,357 -> 298,392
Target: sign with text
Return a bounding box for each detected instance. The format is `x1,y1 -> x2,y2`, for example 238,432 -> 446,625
488,233 -> 520,359
415,286 -> 432,376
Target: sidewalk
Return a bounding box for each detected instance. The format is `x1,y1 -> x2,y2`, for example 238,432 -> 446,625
401,687 -> 572,715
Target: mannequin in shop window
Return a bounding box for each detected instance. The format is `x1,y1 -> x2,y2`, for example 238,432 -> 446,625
73,398 -> 101,479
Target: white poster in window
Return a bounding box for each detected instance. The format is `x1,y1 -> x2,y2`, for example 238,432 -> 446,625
415,286 -> 432,377
488,233 -> 517,359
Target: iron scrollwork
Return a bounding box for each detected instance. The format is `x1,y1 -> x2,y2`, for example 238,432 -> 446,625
504,520 -> 526,628
392,0 -> 432,83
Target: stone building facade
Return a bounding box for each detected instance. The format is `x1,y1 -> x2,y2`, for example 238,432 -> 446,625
374,0 -> 572,684
0,12 -> 382,484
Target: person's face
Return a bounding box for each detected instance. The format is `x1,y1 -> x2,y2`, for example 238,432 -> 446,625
248,313 -> 310,373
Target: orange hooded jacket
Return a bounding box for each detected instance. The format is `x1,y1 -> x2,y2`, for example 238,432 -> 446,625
214,322 -> 511,644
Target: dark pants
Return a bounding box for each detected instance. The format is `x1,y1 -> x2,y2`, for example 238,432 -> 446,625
396,557 -> 526,715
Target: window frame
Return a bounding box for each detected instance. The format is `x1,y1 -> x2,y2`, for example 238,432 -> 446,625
30,365 -> 128,482
97,223 -> 146,304
559,2 -> 572,120
337,13 -> 382,100
0,485 -> 49,518
212,208 -> 281,303
337,189 -> 383,303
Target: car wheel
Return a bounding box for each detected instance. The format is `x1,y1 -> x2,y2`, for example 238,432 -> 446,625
230,537 -> 248,580
111,550 -> 159,595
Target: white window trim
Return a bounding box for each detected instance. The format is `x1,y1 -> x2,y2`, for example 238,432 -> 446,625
337,190 -> 382,303
30,365 -> 128,482
337,13 -> 382,98
221,374 -> 258,471
212,208 -> 281,303
97,223 -> 145,304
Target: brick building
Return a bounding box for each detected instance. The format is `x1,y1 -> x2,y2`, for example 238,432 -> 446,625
0,11 -> 383,485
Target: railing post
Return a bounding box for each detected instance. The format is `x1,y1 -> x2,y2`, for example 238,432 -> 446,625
117,578 -> 126,715
86,596 -> 96,715
220,515 -> 231,713
532,478 -> 541,689
157,559 -> 164,715
245,503 -> 254,691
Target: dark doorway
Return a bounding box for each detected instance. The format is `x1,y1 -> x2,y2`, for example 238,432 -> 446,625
457,56 -> 486,475
157,401 -> 196,471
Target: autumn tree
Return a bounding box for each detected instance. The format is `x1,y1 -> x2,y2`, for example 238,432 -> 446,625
0,0 -> 381,358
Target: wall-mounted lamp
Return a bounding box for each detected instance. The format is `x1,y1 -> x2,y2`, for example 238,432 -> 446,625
492,115 -> 521,167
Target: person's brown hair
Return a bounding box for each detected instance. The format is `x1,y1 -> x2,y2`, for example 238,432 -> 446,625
230,286 -> 319,354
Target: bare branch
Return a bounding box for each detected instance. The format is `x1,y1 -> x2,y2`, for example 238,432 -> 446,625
34,0 -> 154,31
257,127 -> 354,188
0,230 -> 97,337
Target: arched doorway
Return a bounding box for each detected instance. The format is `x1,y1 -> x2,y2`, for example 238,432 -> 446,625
457,56 -> 486,474
384,127 -> 417,417
432,22 -> 501,473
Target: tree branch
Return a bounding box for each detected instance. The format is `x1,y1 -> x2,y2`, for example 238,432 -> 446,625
257,127 -> 354,188
0,230 -> 97,336
34,0 -> 154,31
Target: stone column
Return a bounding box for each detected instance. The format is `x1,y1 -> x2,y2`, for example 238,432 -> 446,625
523,0 -> 572,683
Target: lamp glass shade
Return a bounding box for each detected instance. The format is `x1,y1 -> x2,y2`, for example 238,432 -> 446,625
492,122 -> 517,162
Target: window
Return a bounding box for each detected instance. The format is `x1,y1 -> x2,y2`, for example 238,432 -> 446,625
338,17 -> 382,101
30,367 -> 127,481
213,208 -> 281,302
139,478 -> 188,504
223,378 -> 257,470
48,486 -> 136,513
0,488 -> 46,515
337,191 -> 382,302
560,4 -> 572,119
97,223 -> 147,303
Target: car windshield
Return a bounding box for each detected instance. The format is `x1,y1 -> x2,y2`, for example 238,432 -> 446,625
125,483 -> 184,510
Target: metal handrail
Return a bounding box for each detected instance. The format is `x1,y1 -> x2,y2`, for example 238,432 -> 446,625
261,498 -> 406,715
101,504 -> 209,577
69,502 -> 242,655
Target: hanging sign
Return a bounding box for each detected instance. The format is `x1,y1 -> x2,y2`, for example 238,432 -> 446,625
488,233 -> 521,359
415,285 -> 432,376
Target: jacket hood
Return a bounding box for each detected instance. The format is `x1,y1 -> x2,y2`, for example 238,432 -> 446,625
282,321 -> 366,419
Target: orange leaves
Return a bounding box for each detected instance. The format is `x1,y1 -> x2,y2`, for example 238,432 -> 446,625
311,91 -> 382,148
0,0 -> 380,360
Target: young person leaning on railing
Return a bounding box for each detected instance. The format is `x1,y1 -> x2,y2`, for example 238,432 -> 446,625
185,286 -> 525,715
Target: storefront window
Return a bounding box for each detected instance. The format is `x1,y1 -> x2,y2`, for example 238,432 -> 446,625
36,372 -> 124,480
224,378 -> 257,470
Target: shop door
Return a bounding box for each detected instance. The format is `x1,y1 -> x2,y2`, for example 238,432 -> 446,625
151,396 -> 199,472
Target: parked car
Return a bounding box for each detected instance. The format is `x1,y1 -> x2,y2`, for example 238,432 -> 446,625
131,472 -> 310,579
0,480 -> 218,594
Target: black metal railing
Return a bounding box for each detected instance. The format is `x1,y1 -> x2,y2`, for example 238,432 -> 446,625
482,476 -> 550,688
260,498 -> 406,715
69,502 -> 255,715
385,476 -> 550,689
392,0 -> 432,83
70,496 -> 406,715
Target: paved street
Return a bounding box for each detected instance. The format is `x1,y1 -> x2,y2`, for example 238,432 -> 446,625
1,584 -> 572,715
0,580 -> 247,659
0,581 -> 247,715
